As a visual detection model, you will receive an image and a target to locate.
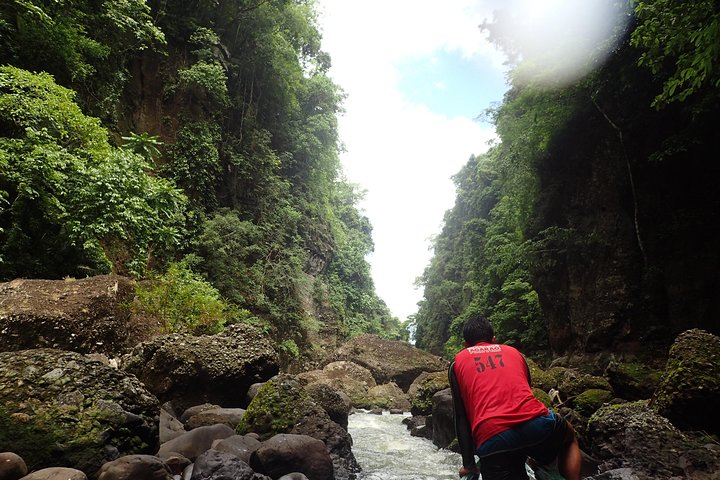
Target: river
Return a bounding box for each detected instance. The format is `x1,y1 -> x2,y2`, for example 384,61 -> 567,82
347,411 -> 540,480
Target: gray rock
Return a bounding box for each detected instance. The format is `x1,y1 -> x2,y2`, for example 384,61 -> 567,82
0,349 -> 159,476
97,455 -> 172,480
159,408 -> 186,444
250,434 -> 333,480
122,324 -> 279,412
179,404 -> 220,424
0,452 -> 28,480
157,424 -> 235,461
430,388 -> 454,449
185,408 -> 245,430
0,276 -> 145,356
304,383 -> 351,429
189,450 -> 270,480
18,468 -> 87,480
329,334 -> 448,391
211,435 -> 261,463
277,474 -> 310,480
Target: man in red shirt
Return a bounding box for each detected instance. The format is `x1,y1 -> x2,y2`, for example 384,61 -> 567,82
449,314 -> 581,480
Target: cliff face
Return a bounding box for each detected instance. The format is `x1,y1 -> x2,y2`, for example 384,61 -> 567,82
531,88 -> 720,359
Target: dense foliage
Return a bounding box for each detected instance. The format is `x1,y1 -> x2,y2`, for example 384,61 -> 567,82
0,0 -> 403,358
413,1 -> 720,359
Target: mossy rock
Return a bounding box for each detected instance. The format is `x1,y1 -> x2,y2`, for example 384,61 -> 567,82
0,349 -> 159,478
526,358 -> 559,391
558,369 -> 612,399
410,371 -> 449,415
573,389 -> 613,417
532,387 -> 553,408
651,329 -> 720,434
605,360 -> 662,400
236,374 -> 328,440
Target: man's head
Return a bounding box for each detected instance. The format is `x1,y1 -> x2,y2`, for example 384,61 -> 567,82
462,314 -> 494,346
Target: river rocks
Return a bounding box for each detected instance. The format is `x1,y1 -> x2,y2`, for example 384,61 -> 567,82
0,452 -> 27,480
156,424 -> 235,460
185,408 -> 246,430
365,383 -> 410,411
190,450 -> 270,480
237,375 -> 359,479
651,328 -> 720,434
604,360 -> 662,401
304,382 -> 352,430
430,388 -> 454,449
212,435 -> 262,463
249,434 -> 333,480
96,455 -> 172,480
0,275 -> 144,356
586,400 -> 720,479
19,468 -> 87,480
329,334 -> 448,391
408,371 -> 449,416
298,361 -> 377,409
0,349 -> 159,476
122,323 -> 279,411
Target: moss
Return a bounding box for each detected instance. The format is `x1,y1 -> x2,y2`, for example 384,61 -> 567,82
573,389 -> 613,417
533,387 -> 553,408
236,375 -> 321,440
410,374 -> 449,415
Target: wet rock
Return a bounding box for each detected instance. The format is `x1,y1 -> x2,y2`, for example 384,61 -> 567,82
122,324 -> 279,412
250,434 -> 333,480
0,452 -> 28,480
430,388 -> 454,449
97,455 -> 172,480
298,362 -> 376,409
0,349 -> 158,477
159,406 -> 186,444
604,360 -> 662,401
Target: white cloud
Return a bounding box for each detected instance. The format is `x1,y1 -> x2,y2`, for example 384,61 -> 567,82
317,0 -> 505,320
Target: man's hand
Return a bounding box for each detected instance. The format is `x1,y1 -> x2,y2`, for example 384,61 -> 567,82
459,465 -> 478,478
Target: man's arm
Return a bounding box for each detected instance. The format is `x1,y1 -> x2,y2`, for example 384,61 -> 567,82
448,361 -> 477,472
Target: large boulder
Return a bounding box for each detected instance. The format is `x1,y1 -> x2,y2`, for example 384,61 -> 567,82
122,323 -> 279,411
236,375 -> 359,480
365,383 -> 410,411
329,335 -> 448,392
651,328 -> 720,434
190,449 -> 271,480
408,371 -> 449,416
0,349 -> 159,477
297,361 -> 376,409
586,400 -> 720,479
430,388 -> 455,449
0,276 -> 145,356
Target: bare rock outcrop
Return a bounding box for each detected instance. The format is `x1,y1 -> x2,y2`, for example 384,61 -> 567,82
0,275 -> 147,356
329,334 -> 448,392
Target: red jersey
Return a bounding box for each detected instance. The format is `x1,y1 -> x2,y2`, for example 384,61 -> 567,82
453,342 -> 548,447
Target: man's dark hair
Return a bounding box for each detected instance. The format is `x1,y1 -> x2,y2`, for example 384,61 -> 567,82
462,314 -> 494,345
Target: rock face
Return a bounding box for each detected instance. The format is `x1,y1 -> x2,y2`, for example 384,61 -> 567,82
298,361 -> 377,409
587,400 -> 720,479
122,323 -> 279,411
650,328 -> 720,434
408,371 -> 449,416
0,349 -> 159,476
329,334 -> 448,392
0,275 -> 145,356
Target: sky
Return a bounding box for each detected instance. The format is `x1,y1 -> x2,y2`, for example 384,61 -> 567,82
315,0 -> 627,322
315,0 -> 508,322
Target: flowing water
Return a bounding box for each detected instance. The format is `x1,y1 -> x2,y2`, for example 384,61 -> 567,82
348,411 -> 462,480
347,411 -> 541,480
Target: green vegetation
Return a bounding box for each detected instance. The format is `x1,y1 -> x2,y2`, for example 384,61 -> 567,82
413,1 -> 719,358
0,0 -> 401,359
